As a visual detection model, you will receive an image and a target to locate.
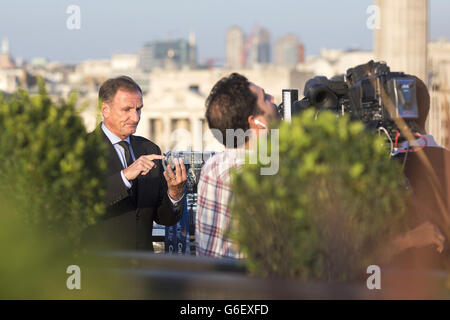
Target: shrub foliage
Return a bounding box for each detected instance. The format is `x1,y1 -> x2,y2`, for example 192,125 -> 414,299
0,82 -> 107,242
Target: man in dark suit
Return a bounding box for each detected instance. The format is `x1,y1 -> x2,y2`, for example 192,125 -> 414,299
86,76 -> 186,251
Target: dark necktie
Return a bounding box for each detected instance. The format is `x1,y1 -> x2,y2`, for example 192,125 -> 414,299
118,141 -> 133,168
118,140 -> 138,206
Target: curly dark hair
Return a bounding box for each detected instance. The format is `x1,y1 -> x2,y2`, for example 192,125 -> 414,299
205,73 -> 263,148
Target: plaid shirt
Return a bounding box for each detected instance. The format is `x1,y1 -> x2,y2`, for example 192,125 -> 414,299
196,148 -> 246,259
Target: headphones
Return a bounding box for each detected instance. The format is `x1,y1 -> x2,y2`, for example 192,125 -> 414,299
254,119 -> 267,129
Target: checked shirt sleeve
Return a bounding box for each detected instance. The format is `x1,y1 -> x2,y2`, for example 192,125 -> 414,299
195,152 -> 243,259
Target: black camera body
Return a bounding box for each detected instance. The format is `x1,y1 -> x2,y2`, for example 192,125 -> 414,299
280,61 -> 420,141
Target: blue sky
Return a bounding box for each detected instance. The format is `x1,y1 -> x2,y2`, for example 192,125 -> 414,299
0,0 -> 449,64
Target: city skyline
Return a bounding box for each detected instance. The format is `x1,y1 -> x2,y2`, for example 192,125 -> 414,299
1,0 -> 449,64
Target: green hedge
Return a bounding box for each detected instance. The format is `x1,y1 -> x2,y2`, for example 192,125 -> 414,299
0,81 -> 107,242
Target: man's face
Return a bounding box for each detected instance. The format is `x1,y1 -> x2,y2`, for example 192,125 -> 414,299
102,89 -> 143,139
249,83 -> 279,128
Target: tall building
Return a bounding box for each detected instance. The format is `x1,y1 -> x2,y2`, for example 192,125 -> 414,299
375,0 -> 428,82
0,38 -> 15,69
139,39 -> 197,71
249,28 -> 271,66
275,34 -> 303,67
428,39 -> 450,147
225,26 -> 245,69
188,31 -> 197,70
2,38 -> 9,54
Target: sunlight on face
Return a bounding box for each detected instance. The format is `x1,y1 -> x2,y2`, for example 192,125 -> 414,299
102,89 -> 143,139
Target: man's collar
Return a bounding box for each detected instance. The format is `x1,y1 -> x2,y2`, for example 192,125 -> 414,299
101,122 -> 131,145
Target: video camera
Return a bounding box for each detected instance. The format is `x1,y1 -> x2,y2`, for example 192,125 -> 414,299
278,60 -> 420,143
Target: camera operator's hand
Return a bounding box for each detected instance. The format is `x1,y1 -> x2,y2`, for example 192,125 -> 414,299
394,221 -> 445,254
123,154 -> 165,181
406,221 -> 445,253
163,158 -> 187,201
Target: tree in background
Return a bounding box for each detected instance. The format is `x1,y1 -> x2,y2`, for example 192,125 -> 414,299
0,82 -> 117,298
231,110 -> 408,281
0,80 -> 107,243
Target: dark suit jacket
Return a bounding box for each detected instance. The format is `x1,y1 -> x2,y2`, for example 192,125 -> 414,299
399,147 -> 449,229
84,127 -> 184,251
393,146 -> 450,269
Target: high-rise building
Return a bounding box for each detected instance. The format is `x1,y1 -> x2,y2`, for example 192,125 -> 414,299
188,31 -> 197,70
139,39 -> 197,71
0,38 -> 15,69
2,38 -> 9,54
374,0 -> 428,83
428,39 -> 450,147
225,26 -> 245,69
249,28 -> 271,66
274,34 -> 303,67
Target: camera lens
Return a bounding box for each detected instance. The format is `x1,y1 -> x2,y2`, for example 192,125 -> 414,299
315,92 -> 328,105
312,89 -> 338,109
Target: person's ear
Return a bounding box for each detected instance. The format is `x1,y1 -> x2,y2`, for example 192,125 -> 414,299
248,115 -> 257,129
101,101 -> 110,119
249,115 -> 268,130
